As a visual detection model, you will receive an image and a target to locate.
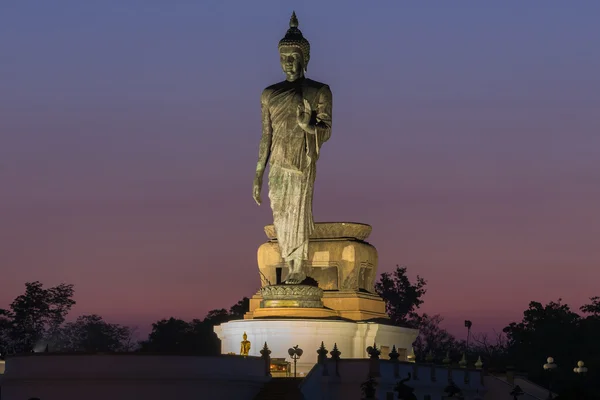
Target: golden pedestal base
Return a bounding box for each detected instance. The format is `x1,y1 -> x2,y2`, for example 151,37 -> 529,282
258,224 -> 378,293
247,222 -> 389,321
250,306 -> 339,319
322,290 -> 388,320
245,290 -> 388,320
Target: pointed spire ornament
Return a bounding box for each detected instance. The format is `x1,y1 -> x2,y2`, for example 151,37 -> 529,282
317,341 -> 329,376
317,341 -> 328,362
260,342 -> 271,357
366,342 -> 380,359
407,346 -> 416,363
389,345 -> 400,361
290,11 -> 298,28
331,342 -> 341,377
260,342 -> 271,377
330,343 -> 341,360
459,353 -> 467,368
474,355 -> 483,370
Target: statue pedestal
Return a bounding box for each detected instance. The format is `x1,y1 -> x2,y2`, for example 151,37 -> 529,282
252,284 -> 339,319
248,222 -> 388,320
258,222 -> 378,292
246,290 -> 386,320
214,222 -> 419,373
214,319 -> 418,375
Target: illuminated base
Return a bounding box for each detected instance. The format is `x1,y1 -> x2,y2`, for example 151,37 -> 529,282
251,307 -> 339,319
246,290 -> 388,320
214,319 -> 418,375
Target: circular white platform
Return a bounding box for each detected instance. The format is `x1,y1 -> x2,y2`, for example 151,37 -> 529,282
214,318 -> 418,375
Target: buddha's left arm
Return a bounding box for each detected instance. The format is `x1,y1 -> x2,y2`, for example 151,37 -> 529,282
314,85 -> 332,144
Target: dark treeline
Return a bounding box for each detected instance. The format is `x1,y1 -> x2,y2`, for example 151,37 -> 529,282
0,281 -> 248,356
1,269 -> 598,398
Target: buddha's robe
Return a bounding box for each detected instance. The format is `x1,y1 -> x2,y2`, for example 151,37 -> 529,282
261,78 -> 333,263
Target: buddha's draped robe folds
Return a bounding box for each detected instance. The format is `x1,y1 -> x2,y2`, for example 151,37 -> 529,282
261,78 -> 332,263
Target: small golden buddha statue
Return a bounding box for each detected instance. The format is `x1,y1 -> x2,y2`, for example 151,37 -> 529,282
240,332 -> 251,357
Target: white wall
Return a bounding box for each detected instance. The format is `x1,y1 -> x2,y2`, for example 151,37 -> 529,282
215,319 -> 418,374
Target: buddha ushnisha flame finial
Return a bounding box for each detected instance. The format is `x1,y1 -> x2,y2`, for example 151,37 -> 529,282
290,11 -> 298,28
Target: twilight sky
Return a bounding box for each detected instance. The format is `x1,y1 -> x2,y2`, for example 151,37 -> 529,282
1,1 -> 599,339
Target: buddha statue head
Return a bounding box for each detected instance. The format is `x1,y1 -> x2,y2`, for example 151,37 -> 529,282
278,12 -> 311,81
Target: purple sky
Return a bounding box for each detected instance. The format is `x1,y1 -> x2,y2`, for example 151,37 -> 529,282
1,1 -> 599,339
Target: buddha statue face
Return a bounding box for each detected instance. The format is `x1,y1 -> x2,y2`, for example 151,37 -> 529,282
279,46 -> 305,82
243,332 -> 248,341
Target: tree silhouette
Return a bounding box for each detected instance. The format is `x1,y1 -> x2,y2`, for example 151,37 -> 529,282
139,318 -> 206,354
469,331 -> 509,372
374,265 -> 426,327
140,296 -> 250,355
56,314 -> 135,352
580,296 -> 600,316
1,281 -> 75,353
503,299 -> 580,374
411,313 -> 459,362
228,297 -> 250,319
375,266 -> 462,361
502,298 -> 600,398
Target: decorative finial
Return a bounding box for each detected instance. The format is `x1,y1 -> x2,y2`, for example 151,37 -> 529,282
474,355 -> 483,369
290,11 -> 298,28
543,356 -> 557,371
330,343 -> 341,360
366,342 -> 380,359
459,353 -> 467,368
389,345 -> 400,361
317,341 -> 328,360
574,360 -> 588,374
407,346 -> 416,363
443,351 -> 451,365
260,342 -> 271,358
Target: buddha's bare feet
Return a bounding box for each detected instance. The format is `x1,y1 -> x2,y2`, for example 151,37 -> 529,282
284,271 -> 306,285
